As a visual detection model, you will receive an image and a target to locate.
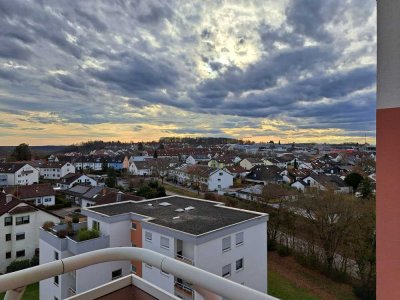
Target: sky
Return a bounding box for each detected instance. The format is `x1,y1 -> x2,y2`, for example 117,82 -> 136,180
0,0 -> 376,146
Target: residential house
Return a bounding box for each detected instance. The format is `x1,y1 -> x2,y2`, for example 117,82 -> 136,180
0,163 -> 39,186
223,165 -> 248,178
73,156 -> 104,171
239,158 -> 265,171
236,185 -> 264,202
39,196 -> 268,300
3,183 -> 56,206
245,165 -> 283,185
0,192 -> 61,273
129,161 -> 153,176
39,162 -> 75,180
208,156 -> 235,169
57,173 -> 98,190
302,174 -> 351,193
170,165 -> 233,191
107,155 -> 129,170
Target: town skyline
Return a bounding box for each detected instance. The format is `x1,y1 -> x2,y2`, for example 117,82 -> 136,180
0,0 -> 376,145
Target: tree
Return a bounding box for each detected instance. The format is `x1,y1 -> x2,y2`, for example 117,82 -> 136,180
298,190 -> 356,272
159,143 -> 165,150
137,142 -> 144,151
360,177 -> 373,199
105,168 -> 117,188
153,150 -> 158,158
11,143 -> 31,161
101,160 -> 108,172
293,159 -> 298,169
344,172 -> 363,192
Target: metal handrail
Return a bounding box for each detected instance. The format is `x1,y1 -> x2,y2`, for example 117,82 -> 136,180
175,253 -> 194,265
0,247 -> 278,300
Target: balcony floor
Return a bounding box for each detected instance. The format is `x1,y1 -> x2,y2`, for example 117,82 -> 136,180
96,285 -> 156,300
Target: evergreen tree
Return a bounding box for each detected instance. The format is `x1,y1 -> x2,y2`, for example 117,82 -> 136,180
11,143 -> 31,161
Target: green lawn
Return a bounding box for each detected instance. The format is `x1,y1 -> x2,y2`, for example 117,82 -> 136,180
268,271 -> 319,300
0,282 -> 39,300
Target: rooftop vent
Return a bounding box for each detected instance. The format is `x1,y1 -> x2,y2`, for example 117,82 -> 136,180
173,216 -> 180,220
175,208 -> 184,213
159,202 -> 171,207
147,203 -> 153,206
184,206 -> 195,211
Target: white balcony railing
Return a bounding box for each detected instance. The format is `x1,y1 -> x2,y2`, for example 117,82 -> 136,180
0,247 -> 278,300
175,253 -> 194,265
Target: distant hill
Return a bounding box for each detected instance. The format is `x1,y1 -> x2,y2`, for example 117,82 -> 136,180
0,146 -> 68,158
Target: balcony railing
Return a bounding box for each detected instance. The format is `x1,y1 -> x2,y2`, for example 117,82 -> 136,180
175,253 -> 194,265
175,280 -> 194,299
0,247 -> 278,300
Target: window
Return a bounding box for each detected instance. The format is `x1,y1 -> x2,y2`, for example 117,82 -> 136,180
5,233 -> 11,241
6,252 -> 11,259
112,269 -> 122,280
219,172 -> 223,176
222,236 -> 231,252
131,222 -> 137,230
160,236 -> 169,249
54,276 -> 59,286
131,264 -> 137,274
16,250 -> 25,258
236,258 -> 244,271
16,216 -> 29,225
145,231 -> 152,242
222,264 -> 231,277
16,233 -> 25,241
92,220 -> 100,231
4,217 -> 12,226
54,251 -> 59,260
235,232 -> 244,246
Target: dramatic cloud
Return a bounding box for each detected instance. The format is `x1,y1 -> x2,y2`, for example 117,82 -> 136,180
0,0 -> 377,145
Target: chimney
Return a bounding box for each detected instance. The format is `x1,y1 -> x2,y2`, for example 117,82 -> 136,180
116,191 -> 123,202
102,188 -> 107,196
6,194 -> 12,203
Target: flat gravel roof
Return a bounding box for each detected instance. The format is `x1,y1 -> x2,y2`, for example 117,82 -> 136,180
88,196 -> 264,235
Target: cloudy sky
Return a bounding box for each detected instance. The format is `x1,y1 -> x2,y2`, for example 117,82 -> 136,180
0,0 -> 376,145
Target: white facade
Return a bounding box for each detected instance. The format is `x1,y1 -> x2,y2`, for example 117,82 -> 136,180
25,195 -> 55,206
0,164 -> 39,186
39,218 -> 132,300
0,204 -> 60,273
185,156 -> 196,165
128,162 -> 151,176
207,169 -> 233,191
40,162 -> 75,180
58,174 -> 98,190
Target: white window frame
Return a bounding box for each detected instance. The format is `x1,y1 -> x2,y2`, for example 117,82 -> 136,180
235,232 -> 244,246
236,258 -> 244,271
145,231 -> 152,242
160,236 -> 170,249
222,236 -> 231,252
222,264 -> 231,277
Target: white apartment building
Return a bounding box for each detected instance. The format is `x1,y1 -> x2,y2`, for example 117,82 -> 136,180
0,163 -> 39,186
0,193 -> 61,273
39,162 -> 75,180
169,166 -> 234,191
39,196 -> 268,300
